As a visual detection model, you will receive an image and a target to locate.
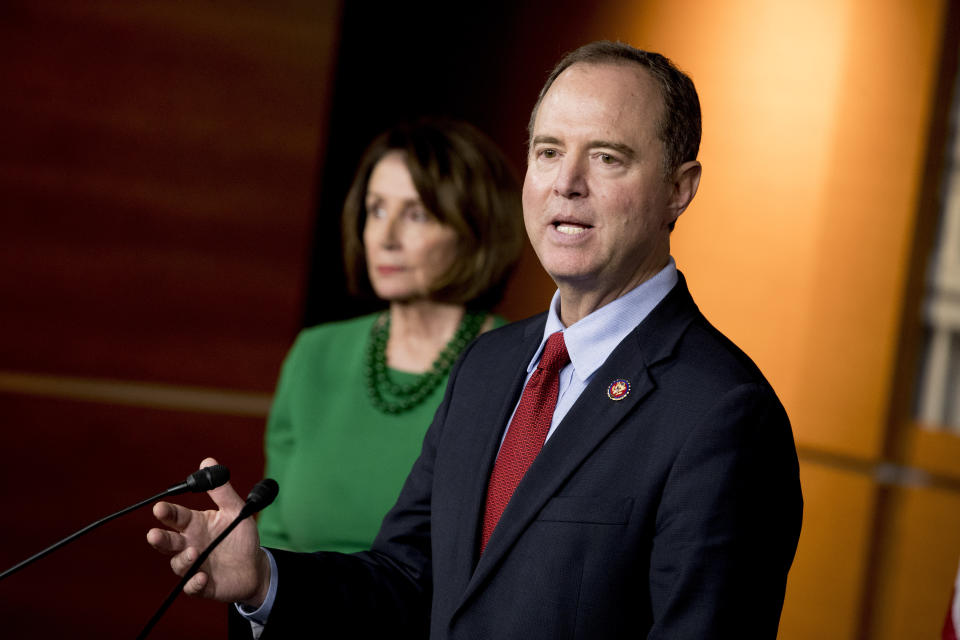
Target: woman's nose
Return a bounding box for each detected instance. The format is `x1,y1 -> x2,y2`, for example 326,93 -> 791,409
377,212 -> 402,248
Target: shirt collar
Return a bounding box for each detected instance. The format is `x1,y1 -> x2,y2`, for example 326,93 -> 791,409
530,258 -> 679,381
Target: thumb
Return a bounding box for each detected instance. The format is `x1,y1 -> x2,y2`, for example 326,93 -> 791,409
199,457 -> 245,513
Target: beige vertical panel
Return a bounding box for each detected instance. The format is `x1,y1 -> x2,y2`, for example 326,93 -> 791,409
779,462 -> 876,639
869,485 -> 960,639
902,427 -> 960,479
793,0 -> 946,459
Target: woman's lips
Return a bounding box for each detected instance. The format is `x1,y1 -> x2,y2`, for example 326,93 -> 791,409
375,265 -> 405,275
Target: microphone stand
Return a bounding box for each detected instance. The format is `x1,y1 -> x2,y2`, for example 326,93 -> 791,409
0,465 -> 229,583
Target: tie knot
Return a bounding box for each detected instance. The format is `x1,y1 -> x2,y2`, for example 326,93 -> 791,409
539,331 -> 570,373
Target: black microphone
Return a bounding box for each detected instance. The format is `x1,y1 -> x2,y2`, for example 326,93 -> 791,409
237,477 -> 280,519
0,465 -> 230,582
165,464 -> 232,496
137,478 -> 279,640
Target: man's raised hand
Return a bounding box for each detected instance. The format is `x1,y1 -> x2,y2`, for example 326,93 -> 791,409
146,457 -> 270,607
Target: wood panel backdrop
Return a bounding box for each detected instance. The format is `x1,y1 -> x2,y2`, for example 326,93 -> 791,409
1,1 -> 958,638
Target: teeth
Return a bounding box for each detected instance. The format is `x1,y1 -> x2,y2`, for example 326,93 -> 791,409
556,224 -> 587,235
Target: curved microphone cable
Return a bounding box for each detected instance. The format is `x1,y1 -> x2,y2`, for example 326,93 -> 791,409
0,465 -> 230,582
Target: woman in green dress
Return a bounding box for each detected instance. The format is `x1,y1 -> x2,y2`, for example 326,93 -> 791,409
258,120 -> 524,553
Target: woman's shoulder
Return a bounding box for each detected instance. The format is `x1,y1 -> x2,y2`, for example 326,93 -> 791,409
490,313 -> 510,329
293,312 -> 381,351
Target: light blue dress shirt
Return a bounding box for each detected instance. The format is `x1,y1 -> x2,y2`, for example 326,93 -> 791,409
240,258 -> 679,629
510,258 -> 677,444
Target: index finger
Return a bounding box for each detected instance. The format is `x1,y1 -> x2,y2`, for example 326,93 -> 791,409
153,500 -> 194,532
146,526 -> 186,556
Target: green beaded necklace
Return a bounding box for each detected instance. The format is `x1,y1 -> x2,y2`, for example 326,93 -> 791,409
364,309 -> 488,414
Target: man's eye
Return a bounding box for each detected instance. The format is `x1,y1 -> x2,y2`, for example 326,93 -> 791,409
540,149 -> 558,159
599,153 -> 617,164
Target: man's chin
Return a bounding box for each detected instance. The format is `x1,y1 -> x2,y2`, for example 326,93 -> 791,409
548,269 -> 603,291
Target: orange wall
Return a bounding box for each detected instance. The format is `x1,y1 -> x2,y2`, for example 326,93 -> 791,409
591,1 -> 958,637
603,0 -> 946,461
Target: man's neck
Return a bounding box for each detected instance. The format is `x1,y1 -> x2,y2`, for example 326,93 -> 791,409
556,259 -> 670,326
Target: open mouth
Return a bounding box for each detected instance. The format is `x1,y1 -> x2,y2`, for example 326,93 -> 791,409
553,221 -> 592,235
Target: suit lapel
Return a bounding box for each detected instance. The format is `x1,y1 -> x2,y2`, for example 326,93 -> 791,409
452,274 -> 700,616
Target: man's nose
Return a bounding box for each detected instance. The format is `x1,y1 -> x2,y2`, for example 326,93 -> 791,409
552,158 -> 588,199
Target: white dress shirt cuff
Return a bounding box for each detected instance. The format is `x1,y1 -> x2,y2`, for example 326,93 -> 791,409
234,547 -> 279,637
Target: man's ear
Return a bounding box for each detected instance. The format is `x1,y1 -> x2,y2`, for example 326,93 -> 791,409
666,160 -> 702,227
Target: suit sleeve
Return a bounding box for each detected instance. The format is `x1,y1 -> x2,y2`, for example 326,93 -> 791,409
647,382 -> 802,639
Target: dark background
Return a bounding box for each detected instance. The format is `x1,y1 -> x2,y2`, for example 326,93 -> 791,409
0,2 -> 610,637
304,0 -> 604,326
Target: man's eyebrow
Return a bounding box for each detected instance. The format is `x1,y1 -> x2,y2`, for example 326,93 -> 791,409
589,140 -> 636,159
531,135 -> 561,146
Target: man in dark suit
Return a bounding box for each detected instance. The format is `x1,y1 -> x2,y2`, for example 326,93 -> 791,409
148,41 -> 802,638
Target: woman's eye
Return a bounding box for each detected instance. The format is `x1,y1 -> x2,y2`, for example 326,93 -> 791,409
367,204 -> 385,218
408,208 -> 429,222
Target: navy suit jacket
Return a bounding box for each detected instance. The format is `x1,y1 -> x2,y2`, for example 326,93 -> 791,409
252,274 -> 802,639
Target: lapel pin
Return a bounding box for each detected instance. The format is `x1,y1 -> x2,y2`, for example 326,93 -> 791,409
607,379 -> 631,401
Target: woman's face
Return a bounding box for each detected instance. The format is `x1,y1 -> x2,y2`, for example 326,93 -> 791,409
363,151 -> 460,303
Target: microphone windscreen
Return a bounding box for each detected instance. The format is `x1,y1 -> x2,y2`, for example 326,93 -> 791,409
185,465 -> 231,492
245,478 -> 279,513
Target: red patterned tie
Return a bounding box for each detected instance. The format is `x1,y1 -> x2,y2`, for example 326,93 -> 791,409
481,331 -> 569,553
